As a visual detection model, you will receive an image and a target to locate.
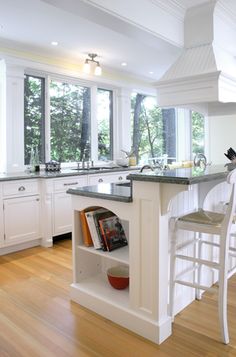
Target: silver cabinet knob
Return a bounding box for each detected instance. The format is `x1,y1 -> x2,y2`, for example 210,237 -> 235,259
18,186 -> 26,191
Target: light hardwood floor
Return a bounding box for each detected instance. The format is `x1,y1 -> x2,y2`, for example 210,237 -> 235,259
1,239 -> 236,357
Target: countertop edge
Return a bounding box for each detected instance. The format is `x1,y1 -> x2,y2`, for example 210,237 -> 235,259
67,188 -> 132,203
0,166 -> 139,182
127,170 -> 228,185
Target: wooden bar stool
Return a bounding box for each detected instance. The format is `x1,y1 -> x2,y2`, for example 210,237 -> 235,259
169,168 -> 236,344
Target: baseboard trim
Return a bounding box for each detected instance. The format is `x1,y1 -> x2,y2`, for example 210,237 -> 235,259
71,283 -> 172,344
0,239 -> 41,255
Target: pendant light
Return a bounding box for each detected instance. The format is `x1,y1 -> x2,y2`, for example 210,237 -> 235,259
83,53 -> 102,76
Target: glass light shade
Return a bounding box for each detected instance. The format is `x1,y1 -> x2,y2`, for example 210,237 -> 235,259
94,63 -> 102,76
83,60 -> 90,74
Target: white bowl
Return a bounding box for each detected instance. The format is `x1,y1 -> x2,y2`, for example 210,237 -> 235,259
116,158 -> 129,167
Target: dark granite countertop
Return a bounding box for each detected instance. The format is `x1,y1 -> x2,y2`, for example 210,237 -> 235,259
67,182 -> 132,203
0,166 -> 139,182
127,164 -> 230,185
66,164 -> 234,202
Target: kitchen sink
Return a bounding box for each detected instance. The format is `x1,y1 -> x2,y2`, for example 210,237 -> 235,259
71,166 -> 119,171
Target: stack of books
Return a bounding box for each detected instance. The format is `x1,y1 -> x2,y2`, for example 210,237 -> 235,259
79,208 -> 128,251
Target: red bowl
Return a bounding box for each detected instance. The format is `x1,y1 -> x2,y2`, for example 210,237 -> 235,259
107,266 -> 129,290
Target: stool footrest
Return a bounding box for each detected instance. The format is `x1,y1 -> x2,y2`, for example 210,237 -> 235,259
175,254 -> 219,269
175,279 -> 212,291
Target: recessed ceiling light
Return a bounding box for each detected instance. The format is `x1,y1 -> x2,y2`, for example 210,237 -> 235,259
149,71 -> 154,74
121,62 -> 127,66
51,41 -> 58,46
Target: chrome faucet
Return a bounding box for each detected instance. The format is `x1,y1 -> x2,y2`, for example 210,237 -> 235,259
153,160 -> 164,170
193,153 -> 207,168
140,164 -> 154,173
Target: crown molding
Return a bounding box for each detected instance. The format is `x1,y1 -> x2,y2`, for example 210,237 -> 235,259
80,0 -> 184,46
216,1 -> 236,31
149,0 -> 185,22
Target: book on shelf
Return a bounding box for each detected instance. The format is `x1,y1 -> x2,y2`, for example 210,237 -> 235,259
79,209 -> 94,247
99,215 -> 128,251
92,209 -> 115,251
85,209 -> 103,249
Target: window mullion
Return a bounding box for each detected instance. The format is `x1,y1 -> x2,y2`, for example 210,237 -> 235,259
45,75 -> 51,162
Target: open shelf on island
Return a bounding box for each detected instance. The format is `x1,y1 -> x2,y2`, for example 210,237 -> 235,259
78,244 -> 129,264
71,273 -> 129,309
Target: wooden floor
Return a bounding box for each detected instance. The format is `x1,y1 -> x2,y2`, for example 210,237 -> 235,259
1,240 -> 236,357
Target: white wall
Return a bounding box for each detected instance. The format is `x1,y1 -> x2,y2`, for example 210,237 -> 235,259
208,114 -> 236,165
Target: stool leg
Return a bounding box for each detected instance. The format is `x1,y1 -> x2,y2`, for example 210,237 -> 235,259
218,233 -> 229,344
196,233 -> 203,300
169,219 -> 177,320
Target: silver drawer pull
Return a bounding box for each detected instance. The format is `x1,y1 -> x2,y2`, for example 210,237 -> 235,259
98,178 -> 103,183
63,182 -> 78,186
18,186 -> 26,191
118,176 -> 123,180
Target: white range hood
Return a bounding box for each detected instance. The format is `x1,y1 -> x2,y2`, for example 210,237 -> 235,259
154,1 -> 236,115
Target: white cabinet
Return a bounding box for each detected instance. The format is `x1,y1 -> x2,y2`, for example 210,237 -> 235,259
2,179 -> 41,247
0,169 -> 136,252
52,176 -> 87,236
4,195 -> 41,245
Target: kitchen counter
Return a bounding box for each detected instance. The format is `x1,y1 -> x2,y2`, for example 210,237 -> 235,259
127,164 -> 230,185
0,166 -> 139,182
67,165 -> 231,203
0,164 -> 231,183
67,182 -> 132,202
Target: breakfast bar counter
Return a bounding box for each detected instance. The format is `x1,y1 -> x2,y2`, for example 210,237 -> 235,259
67,164 -> 231,344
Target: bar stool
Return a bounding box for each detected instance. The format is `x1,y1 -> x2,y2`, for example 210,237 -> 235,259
169,168 -> 236,344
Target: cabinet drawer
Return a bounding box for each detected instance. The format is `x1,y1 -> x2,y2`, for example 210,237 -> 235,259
53,176 -> 87,192
108,173 -> 130,182
88,172 -> 129,185
3,180 -> 39,197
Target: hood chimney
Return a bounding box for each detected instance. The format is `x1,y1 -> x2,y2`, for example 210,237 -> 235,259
155,1 -> 236,114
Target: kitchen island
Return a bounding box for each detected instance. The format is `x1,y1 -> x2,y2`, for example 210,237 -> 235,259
67,164 -> 232,344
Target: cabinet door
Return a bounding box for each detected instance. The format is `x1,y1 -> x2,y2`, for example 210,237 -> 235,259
4,195 -> 41,245
53,192 -> 72,236
52,176 -> 87,236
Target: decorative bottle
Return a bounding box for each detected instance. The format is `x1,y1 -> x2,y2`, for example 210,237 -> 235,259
29,146 -> 36,172
34,146 -> 40,172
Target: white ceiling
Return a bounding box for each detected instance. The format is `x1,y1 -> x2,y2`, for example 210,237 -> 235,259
0,0 -> 233,82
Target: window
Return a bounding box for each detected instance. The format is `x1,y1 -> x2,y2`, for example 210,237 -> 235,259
131,93 -> 206,164
131,93 -> 177,164
50,80 -> 91,162
24,75 -> 45,164
24,74 -> 113,164
97,88 -> 113,160
191,110 -> 205,155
